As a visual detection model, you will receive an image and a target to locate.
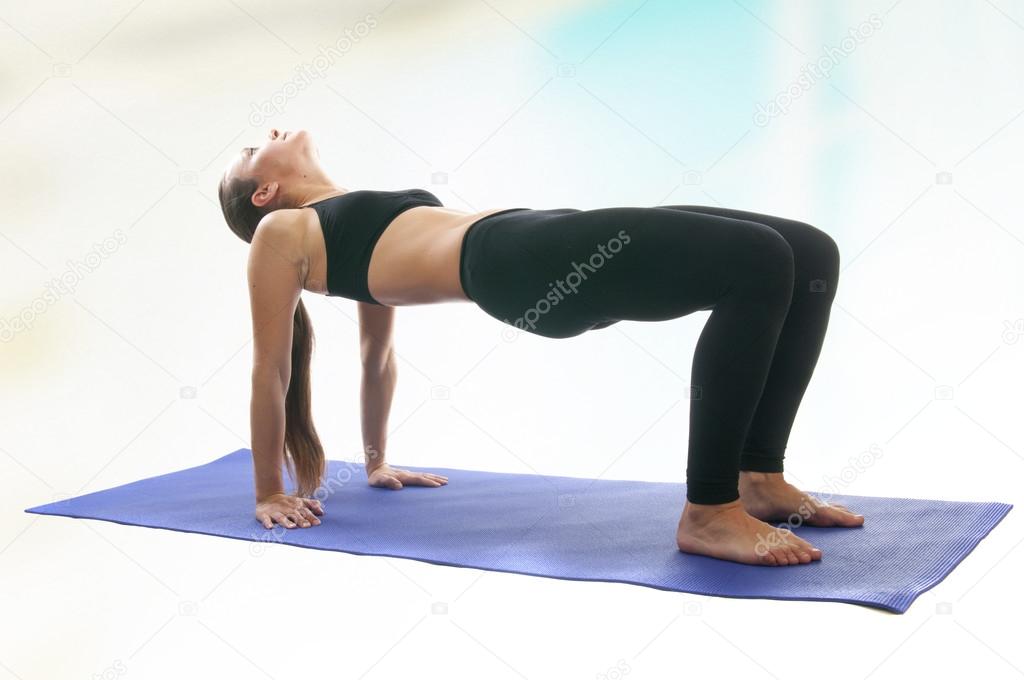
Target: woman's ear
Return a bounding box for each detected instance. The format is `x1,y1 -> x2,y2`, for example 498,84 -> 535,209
251,181 -> 279,209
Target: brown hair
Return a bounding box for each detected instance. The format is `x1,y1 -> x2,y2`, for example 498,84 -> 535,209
217,173 -> 325,497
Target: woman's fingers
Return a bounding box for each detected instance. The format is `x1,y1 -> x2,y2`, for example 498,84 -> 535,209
256,497 -> 325,530
391,469 -> 447,486
366,468 -> 449,490
265,508 -> 316,529
298,507 -> 320,526
272,512 -> 295,528
396,472 -> 438,486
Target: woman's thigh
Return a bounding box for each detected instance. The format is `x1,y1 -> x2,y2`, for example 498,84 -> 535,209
658,204 -> 840,281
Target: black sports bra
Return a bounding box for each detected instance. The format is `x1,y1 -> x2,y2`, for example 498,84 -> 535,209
303,188 -> 444,304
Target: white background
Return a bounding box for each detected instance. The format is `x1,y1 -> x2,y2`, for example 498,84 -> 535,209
2,0 -> 1023,677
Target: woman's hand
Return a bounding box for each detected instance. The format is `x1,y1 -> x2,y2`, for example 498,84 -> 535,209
255,493 -> 324,529
367,464 -> 448,490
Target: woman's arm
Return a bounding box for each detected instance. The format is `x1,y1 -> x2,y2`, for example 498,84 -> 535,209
247,212 -> 323,527
358,302 -> 396,473
356,303 -> 449,490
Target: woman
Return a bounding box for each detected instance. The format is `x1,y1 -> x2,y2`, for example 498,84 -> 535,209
218,128 -> 864,568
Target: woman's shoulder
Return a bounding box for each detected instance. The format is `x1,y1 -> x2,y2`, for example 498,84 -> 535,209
251,209 -> 316,260
255,208 -> 308,237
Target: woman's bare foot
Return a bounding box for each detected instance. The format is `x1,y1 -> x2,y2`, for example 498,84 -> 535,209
676,498 -> 823,566
739,471 -> 865,527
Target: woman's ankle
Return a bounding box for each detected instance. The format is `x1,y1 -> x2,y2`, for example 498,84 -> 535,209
739,470 -> 785,485
682,497 -> 743,519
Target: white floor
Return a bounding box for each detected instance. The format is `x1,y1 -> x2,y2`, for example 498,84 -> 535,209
2,0 -> 1023,677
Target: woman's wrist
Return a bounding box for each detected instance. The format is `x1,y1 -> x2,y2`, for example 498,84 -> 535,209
255,488 -> 286,503
255,472 -> 286,502
365,460 -> 388,475
364,444 -> 385,473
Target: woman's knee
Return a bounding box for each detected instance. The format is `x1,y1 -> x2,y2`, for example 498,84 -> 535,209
719,221 -> 795,314
737,221 -> 795,285
798,222 -> 840,270
793,222 -> 840,297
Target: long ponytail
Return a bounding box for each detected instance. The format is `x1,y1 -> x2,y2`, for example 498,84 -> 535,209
218,173 -> 325,497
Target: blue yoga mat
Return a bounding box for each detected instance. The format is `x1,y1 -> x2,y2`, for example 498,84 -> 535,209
25,448 -> 1011,613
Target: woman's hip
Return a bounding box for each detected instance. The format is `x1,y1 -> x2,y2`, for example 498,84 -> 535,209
458,205 -> 788,337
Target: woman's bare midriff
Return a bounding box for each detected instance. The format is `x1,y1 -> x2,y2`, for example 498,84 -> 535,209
299,204 -> 512,305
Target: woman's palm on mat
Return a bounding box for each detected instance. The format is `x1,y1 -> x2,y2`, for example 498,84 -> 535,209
255,494 -> 324,529
367,464 -> 449,490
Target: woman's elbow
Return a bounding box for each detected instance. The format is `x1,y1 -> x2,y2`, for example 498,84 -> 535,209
360,345 -> 394,373
252,361 -> 289,390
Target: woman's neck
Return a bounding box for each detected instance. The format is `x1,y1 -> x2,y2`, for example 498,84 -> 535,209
293,182 -> 348,208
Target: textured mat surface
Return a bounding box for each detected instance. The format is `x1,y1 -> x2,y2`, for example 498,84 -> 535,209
25,448 -> 1011,613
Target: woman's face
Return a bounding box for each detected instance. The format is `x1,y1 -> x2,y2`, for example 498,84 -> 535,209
223,128 -> 320,210
233,128 -> 316,181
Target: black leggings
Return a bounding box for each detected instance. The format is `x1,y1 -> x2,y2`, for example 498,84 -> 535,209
459,204 -> 840,505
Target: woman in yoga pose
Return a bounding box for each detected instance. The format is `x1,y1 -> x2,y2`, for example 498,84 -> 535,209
218,128 -> 864,568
